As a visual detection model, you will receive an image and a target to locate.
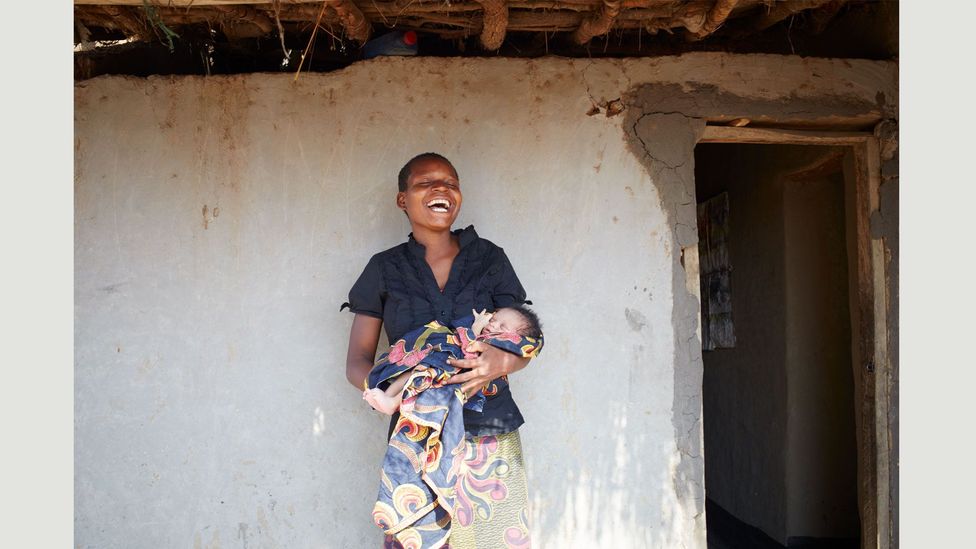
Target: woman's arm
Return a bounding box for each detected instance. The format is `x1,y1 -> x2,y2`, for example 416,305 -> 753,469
345,314 -> 383,389
445,341 -> 530,397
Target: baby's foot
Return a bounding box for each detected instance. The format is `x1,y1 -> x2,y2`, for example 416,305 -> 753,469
363,388 -> 399,415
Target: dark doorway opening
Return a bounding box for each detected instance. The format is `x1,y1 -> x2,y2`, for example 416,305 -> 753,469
695,143 -> 860,549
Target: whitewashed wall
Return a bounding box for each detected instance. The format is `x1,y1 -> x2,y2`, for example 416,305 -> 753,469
74,54 -> 895,548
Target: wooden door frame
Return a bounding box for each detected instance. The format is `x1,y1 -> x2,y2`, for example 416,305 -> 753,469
697,126 -> 892,549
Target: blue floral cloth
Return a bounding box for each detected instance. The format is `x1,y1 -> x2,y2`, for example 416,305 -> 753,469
367,315 -> 542,548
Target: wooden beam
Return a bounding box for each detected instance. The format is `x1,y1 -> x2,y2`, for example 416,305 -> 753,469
572,0 -> 621,44
861,137 -> 891,549
700,126 -> 873,145
74,0 -> 286,4
70,0 -> 628,6
808,0 -> 847,35
212,5 -> 275,38
508,11 -> 582,30
95,5 -> 149,39
71,0 -> 846,43
475,0 -> 508,50
328,0 -> 370,43
687,0 -> 738,40
838,137 -> 887,549
662,0 -> 710,34
755,0 -> 833,31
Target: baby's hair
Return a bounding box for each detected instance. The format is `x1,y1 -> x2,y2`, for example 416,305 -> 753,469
505,304 -> 543,339
397,152 -> 458,192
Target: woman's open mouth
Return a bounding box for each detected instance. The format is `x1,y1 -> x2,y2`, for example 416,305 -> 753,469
426,197 -> 452,213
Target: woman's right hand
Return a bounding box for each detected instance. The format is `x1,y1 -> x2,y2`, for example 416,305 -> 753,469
345,314 -> 382,389
445,341 -> 530,397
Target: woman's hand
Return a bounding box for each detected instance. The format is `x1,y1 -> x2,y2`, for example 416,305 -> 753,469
445,340 -> 530,397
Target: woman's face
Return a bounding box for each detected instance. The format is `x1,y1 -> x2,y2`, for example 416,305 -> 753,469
397,157 -> 462,231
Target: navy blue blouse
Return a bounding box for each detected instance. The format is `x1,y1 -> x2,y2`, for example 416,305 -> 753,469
343,225 -> 530,437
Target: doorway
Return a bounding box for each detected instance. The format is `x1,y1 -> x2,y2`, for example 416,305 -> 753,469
695,143 -> 861,548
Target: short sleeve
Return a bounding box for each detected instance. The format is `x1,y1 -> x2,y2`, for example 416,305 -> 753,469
342,255 -> 384,318
491,249 -> 528,308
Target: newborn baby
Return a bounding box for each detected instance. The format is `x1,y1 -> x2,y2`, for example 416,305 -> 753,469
363,306 -> 541,414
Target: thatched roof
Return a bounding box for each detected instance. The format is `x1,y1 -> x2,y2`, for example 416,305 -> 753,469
73,1 -> 897,79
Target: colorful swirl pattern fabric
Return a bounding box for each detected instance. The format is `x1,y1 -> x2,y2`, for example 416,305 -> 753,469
368,317 -> 542,548
447,431 -> 532,549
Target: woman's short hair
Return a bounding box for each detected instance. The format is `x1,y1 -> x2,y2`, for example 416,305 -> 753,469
398,152 -> 458,192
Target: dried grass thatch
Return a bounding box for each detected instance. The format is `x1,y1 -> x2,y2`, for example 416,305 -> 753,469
74,0 -> 849,51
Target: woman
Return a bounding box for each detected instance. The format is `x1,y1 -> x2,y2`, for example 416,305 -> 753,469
343,152 -> 535,547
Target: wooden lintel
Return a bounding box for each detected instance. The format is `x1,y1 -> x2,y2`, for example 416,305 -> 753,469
700,126 -> 873,145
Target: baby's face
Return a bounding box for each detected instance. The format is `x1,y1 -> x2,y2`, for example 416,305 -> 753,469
485,308 -> 525,335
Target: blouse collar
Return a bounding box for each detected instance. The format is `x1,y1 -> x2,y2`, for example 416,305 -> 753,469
407,225 -> 478,257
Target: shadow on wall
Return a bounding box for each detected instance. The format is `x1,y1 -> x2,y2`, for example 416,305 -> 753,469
514,254 -> 701,545
524,396 -> 696,548
510,104 -> 709,548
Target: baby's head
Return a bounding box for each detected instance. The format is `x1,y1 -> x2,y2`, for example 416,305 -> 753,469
486,304 -> 542,339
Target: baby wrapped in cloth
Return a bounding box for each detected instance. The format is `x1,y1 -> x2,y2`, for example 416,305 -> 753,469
367,311 -> 543,548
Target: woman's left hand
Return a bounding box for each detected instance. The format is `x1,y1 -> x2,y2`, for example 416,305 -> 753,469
446,340 -> 530,397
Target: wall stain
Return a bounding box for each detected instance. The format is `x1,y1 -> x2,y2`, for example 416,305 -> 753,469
237,523 -> 248,549
138,358 -> 157,376
99,282 -> 127,294
202,204 -> 219,229
625,308 -> 648,332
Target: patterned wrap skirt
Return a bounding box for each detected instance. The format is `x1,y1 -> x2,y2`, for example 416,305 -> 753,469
384,430 -> 531,549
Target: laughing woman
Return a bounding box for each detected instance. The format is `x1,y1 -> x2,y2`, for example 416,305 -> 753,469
343,152 -> 535,548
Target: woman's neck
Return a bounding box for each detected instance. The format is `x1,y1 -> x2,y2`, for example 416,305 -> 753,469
412,226 -> 458,257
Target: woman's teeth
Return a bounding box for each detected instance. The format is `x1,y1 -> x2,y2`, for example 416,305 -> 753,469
426,198 -> 450,213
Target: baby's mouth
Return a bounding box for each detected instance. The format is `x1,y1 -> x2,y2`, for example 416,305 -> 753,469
425,197 -> 452,213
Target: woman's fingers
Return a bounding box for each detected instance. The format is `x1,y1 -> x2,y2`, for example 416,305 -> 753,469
444,368 -> 478,386
464,340 -> 487,354
447,356 -> 475,369
461,380 -> 484,396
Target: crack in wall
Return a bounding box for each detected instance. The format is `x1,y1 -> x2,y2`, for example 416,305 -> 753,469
630,113 -> 693,171
626,81 -> 891,129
